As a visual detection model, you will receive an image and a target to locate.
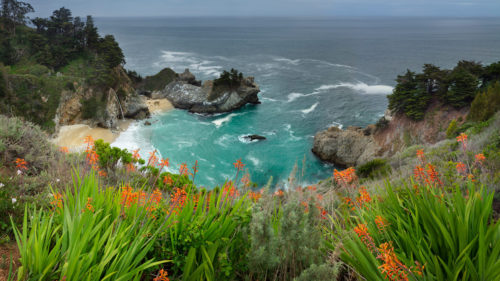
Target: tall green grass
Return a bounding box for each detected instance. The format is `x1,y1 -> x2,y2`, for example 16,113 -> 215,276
330,181 -> 500,281
12,173 -> 167,281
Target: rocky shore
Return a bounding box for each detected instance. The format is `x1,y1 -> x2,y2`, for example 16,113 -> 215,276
312,103 -> 469,167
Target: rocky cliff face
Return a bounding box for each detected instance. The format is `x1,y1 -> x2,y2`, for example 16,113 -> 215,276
152,69 -> 260,114
312,126 -> 380,167
312,102 -> 469,167
55,67 -> 150,132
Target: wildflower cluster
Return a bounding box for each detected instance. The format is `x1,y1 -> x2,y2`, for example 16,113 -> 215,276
377,242 -> 410,281
50,192 -> 63,210
333,167 -> 357,189
153,269 -> 170,281
15,158 -> 28,172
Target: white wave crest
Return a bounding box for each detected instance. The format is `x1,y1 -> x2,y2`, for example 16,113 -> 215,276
273,57 -> 301,65
315,82 -> 393,95
301,102 -> 318,114
212,113 -> 241,128
158,50 -> 223,78
247,155 -> 260,166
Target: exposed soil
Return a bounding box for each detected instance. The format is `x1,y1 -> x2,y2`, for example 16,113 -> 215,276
0,243 -> 19,281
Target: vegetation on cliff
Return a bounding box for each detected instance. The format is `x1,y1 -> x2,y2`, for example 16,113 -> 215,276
387,61 -> 500,120
0,1 -> 140,132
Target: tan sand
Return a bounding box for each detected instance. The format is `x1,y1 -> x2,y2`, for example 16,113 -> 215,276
52,98 -> 173,150
146,98 -> 174,114
52,119 -> 132,150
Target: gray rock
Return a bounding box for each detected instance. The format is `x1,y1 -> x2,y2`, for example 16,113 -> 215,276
124,95 -> 151,120
312,126 -> 380,167
245,134 -> 266,141
159,75 -> 260,114
178,69 -> 201,86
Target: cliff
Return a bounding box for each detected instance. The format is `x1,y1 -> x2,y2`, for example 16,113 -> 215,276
312,102 -> 469,167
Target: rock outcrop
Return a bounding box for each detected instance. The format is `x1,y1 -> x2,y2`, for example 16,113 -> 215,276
312,101 -> 469,167
55,67 -> 150,131
245,134 -> 267,141
312,126 -> 380,167
152,69 -> 260,114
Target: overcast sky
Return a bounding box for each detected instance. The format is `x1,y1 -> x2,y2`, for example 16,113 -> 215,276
29,0 -> 500,18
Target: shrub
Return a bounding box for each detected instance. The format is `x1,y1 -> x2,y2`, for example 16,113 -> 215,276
294,263 -> 339,281
446,119 -> 458,139
468,81 -> 500,122
81,95 -> 106,120
246,193 -> 326,281
356,159 -> 391,179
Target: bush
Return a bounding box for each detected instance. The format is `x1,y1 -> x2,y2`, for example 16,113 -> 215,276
81,95 -> 106,120
356,159 -> 391,179
294,263 -> 339,281
446,119 -> 458,139
246,194 -> 326,281
469,81 -> 500,122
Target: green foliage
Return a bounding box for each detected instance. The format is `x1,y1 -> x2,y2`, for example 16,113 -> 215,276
444,66 -> 480,108
139,67 -> 177,91
387,61 -> 499,121
446,119 -> 458,139
469,81 -> 500,122
211,68 -> 244,100
12,172 -> 167,280
294,263 -> 339,281
93,139 -> 133,171
81,95 -> 106,120
356,158 -> 391,179
246,195 -> 325,281
98,35 -> 125,68
387,69 -> 431,120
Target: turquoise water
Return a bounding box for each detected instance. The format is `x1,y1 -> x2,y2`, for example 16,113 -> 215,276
102,17 -> 500,187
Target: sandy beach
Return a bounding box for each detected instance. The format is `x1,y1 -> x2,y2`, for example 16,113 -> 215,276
52,98 -> 173,150
146,98 -> 174,114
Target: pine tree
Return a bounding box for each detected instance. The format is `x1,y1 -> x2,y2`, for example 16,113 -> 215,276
85,15 -> 99,50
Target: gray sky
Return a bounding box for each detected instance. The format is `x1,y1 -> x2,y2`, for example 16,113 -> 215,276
29,0 -> 500,17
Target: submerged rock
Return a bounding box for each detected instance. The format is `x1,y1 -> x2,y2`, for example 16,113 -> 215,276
312,126 -> 380,167
245,134 -> 267,141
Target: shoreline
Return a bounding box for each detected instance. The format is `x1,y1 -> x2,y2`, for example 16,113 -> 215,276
51,98 -> 173,150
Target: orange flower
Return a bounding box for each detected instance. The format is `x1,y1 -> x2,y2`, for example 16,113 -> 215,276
14,158 -> 28,171
159,158 -> 170,168
148,150 -> 159,167
163,175 -> 173,185
241,173 -> 251,187
84,135 -> 94,147
475,153 -> 485,165
248,191 -> 262,202
354,223 -> 376,252
426,163 -> 442,186
179,163 -> 190,176
416,149 -> 425,164
274,189 -> 284,197
467,173 -> 476,182
307,185 -> 317,191
301,201 -> 309,212
333,167 -> 357,189
375,215 -> 389,231
59,146 -> 69,153
98,170 -> 107,177
153,269 -> 170,281
132,149 -> 141,161
233,158 -> 245,171
86,197 -> 94,212
377,242 -> 410,281
456,162 -> 467,176
456,133 -> 468,150
126,163 -> 136,172
50,193 -> 63,210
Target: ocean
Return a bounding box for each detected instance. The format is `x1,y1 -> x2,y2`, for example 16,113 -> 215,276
97,17 -> 500,188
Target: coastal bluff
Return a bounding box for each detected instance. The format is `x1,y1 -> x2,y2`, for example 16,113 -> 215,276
312,103 -> 469,167
138,68 -> 261,114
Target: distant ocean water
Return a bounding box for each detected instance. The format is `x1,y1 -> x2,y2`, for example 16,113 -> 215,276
99,17 -> 500,188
